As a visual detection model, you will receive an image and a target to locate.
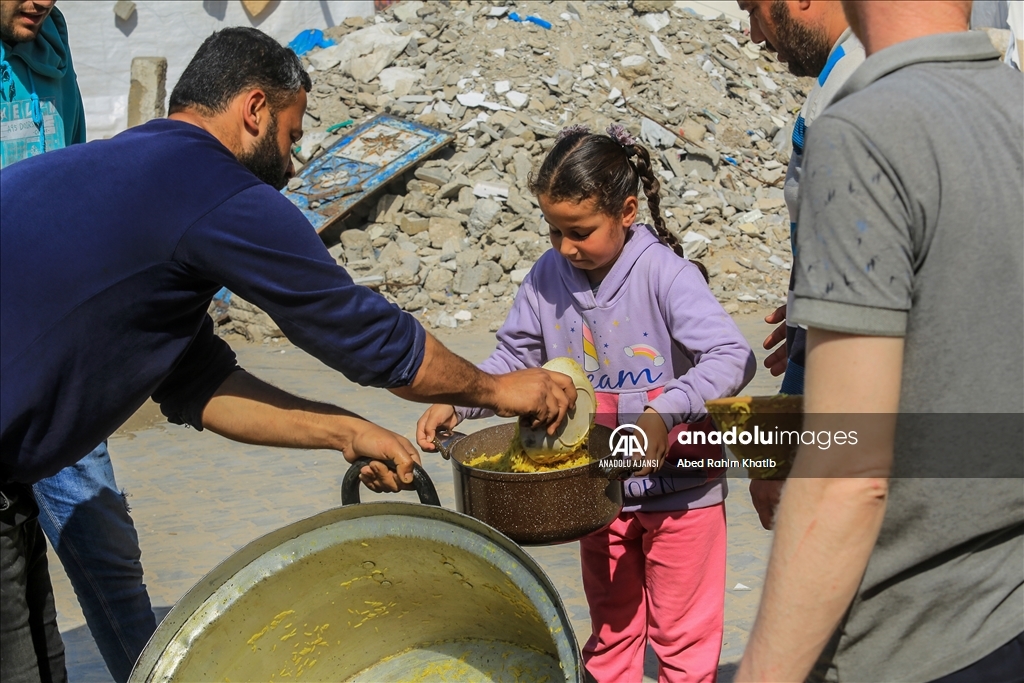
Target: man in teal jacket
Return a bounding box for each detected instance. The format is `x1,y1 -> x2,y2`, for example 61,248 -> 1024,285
0,0 -> 84,165
1,3 -> 156,682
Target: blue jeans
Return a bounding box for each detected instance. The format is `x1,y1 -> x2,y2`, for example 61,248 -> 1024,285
32,444 -> 156,683
779,359 -> 805,396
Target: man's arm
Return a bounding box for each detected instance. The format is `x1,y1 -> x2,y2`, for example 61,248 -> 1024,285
390,332 -> 578,433
179,185 -> 575,432
737,328 -> 903,681
202,371 -> 420,491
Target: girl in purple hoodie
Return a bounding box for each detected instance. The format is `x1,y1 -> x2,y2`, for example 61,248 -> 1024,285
418,125 -> 755,682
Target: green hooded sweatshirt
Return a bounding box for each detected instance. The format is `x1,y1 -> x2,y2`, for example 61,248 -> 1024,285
0,7 -> 85,168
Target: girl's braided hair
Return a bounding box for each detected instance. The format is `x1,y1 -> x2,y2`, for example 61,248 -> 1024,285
528,124 -> 708,282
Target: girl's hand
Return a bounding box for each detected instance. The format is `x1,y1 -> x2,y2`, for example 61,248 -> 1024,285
632,408 -> 670,476
416,404 -> 460,451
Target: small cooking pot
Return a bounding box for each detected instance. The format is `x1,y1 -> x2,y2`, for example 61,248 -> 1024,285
434,423 -> 625,545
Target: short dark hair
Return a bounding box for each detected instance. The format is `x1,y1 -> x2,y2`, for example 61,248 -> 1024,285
169,27 -> 312,115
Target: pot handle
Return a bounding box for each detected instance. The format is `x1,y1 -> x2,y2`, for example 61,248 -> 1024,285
341,458 -> 441,507
431,429 -> 467,461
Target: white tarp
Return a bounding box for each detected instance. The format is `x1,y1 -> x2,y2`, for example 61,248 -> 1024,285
59,0 -> 374,140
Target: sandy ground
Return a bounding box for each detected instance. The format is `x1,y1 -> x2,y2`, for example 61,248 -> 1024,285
50,313 -> 781,682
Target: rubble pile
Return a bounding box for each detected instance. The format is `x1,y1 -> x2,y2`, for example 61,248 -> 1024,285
219,0 -> 815,341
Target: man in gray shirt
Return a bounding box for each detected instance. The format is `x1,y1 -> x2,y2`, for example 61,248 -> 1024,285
737,1 -> 1023,681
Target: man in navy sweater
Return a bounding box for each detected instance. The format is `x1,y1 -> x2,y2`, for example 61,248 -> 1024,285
0,27 -> 576,682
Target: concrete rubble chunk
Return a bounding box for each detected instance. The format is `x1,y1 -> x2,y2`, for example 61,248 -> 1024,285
456,186 -> 477,215
456,248 -> 481,270
511,152 -> 534,184
440,237 -> 462,262
423,266 -> 454,293
378,66 -> 424,93
453,266 -> 483,294
127,57 -> 167,128
632,0 -> 674,12
400,214 -> 430,235
506,190 -> 535,217
648,34 -> 672,61
403,192 -> 433,216
468,198 -> 502,237
473,182 -> 510,200
403,291 -> 431,311
510,268 -> 531,285
392,1 -> 423,23
113,0 -> 136,21
505,91 -> 529,109
340,229 -> 373,260
620,55 -> 651,79
461,147 -> 489,172
758,74 -> 778,92
309,24 -> 410,83
428,217 -> 465,249
639,11 -> 670,33
680,118 -> 707,143
414,166 -> 451,186
500,244 -> 521,271
641,118 -> 677,149
438,174 -> 471,199
429,311 -> 459,328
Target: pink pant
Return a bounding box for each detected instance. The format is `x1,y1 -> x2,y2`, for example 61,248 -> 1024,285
580,504 -> 727,683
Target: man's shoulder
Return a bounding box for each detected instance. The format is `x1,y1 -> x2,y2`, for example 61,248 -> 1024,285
112,120 -> 254,184
822,55 -> 1022,149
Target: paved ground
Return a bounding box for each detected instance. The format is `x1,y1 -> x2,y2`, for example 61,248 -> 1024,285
50,314 -> 780,682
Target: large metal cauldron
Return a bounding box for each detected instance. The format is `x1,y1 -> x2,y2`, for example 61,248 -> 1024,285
130,467 -> 582,682
438,423 -> 624,545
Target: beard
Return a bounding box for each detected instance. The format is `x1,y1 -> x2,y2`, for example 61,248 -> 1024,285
239,116 -> 289,190
770,0 -> 833,78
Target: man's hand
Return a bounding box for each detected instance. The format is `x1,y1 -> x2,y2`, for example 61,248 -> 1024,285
490,369 -> 578,435
749,479 -> 785,529
391,334 -> 575,434
763,304 -> 788,377
416,404 -> 460,451
348,421 -> 422,493
632,409 -> 670,476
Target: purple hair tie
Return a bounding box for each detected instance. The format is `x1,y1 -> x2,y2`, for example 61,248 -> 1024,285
606,123 -> 638,148
556,123 -> 591,141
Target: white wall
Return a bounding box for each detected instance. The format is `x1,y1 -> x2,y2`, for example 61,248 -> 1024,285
59,0 -> 375,140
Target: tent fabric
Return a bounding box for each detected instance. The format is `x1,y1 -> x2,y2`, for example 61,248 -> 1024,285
59,0 -> 373,140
